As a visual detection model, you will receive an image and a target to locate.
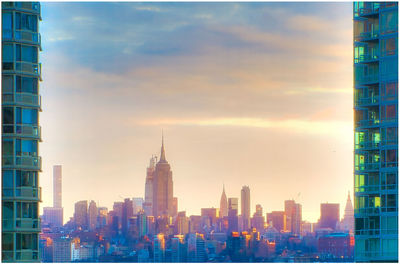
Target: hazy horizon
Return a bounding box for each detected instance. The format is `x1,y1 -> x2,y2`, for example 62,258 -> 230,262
38,2 -> 354,224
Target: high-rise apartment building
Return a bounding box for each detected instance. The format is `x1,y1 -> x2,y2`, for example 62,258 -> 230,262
2,2 -> 42,262
144,156 -> 156,216
152,135 -> 174,217
53,165 -> 62,208
354,2 -> 398,261
241,186 -> 250,231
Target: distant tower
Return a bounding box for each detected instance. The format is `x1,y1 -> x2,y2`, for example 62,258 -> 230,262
241,186 -> 251,231
152,134 -> 174,217
53,165 -> 62,208
144,156 -> 156,216
320,203 -> 340,230
340,191 -> 354,233
88,200 -> 98,231
284,199 -> 302,235
219,185 -> 228,218
74,201 -> 88,230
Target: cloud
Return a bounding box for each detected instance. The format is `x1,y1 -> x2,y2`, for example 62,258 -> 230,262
134,117 -> 352,137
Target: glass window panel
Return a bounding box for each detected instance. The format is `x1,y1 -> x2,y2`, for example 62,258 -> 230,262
2,12 -> 12,30
2,107 -> 14,125
2,233 -> 13,251
2,202 -> 13,218
15,13 -> 21,30
2,75 -> 13,94
2,44 -> 13,62
21,140 -> 37,154
2,170 -> 13,188
2,139 -> 13,156
386,105 -> 396,118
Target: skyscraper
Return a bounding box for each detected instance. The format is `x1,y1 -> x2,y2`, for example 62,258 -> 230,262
241,186 -> 250,231
228,198 -> 239,233
2,2 -> 42,262
74,201 -> 88,230
266,211 -> 286,232
144,156 -> 156,216
284,200 -> 302,235
53,165 -> 62,208
152,135 -> 174,217
122,198 -> 133,236
88,200 -> 97,231
354,2 -> 398,262
340,191 -> 355,233
219,185 -> 228,218
319,203 -> 340,230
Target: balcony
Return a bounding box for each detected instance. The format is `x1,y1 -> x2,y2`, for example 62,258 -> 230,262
355,96 -> 379,107
356,118 -> 380,128
2,187 -> 42,201
2,2 -> 41,16
355,73 -> 379,86
2,29 -> 42,49
3,62 -> 42,80
2,218 -> 41,231
355,229 -> 380,236
354,52 -> 379,64
2,124 -> 42,140
355,184 -> 380,193
357,30 -> 379,42
355,140 -> 380,150
2,155 -> 42,170
354,207 -> 380,215
355,162 -> 380,171
355,3 -> 380,18
2,93 -> 42,109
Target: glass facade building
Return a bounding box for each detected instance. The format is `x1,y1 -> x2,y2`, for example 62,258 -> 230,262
353,2 -> 398,262
2,2 -> 42,262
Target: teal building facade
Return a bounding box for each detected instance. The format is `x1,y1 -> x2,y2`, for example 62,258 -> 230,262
353,2 -> 398,262
2,2 -> 42,262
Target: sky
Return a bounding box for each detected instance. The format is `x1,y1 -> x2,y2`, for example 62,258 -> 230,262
39,2 -> 354,224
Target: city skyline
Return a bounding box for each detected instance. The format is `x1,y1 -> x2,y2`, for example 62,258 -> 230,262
38,2 -> 354,224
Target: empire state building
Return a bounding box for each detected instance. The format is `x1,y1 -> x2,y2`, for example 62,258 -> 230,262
152,135 -> 174,217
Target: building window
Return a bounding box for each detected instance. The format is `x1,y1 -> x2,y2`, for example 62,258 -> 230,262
16,202 -> 38,219
15,13 -> 37,32
2,43 -> 14,62
16,76 -> 38,94
16,170 -> 37,187
2,75 -> 14,94
3,202 -> 14,219
16,233 -> 38,250
16,107 -> 38,124
16,44 -> 38,63
2,170 -> 13,188
2,107 -> 14,134
2,12 -> 13,38
381,37 -> 397,56
381,10 -> 398,34
2,233 -> 14,251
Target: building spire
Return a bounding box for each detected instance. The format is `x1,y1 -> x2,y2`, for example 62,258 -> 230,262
159,130 -> 167,163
